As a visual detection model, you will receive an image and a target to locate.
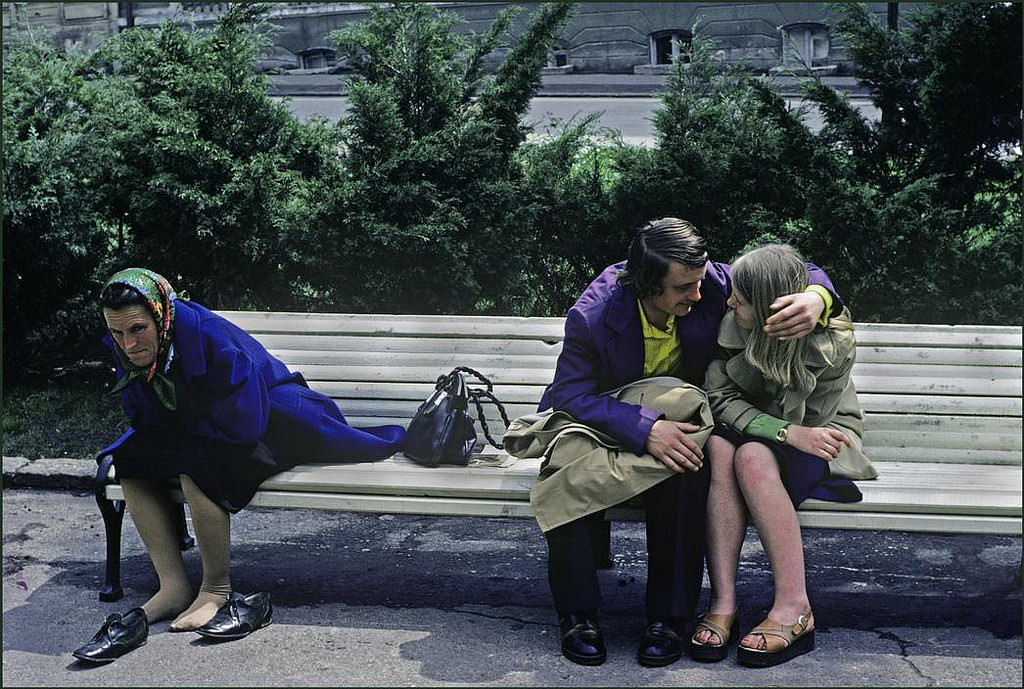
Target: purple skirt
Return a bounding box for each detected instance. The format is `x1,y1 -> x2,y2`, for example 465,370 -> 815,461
711,424 -> 862,507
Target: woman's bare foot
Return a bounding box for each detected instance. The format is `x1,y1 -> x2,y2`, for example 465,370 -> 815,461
168,590 -> 231,631
141,587 -> 193,624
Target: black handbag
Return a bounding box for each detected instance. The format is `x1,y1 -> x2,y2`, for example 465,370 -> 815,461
404,366 -> 511,467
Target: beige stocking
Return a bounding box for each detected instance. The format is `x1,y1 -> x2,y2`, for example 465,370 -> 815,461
120,478 -> 193,623
168,474 -> 233,631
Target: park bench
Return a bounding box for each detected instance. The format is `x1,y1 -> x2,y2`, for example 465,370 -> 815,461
94,312 -> 1022,601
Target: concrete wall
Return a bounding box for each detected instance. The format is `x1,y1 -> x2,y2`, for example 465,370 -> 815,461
2,2 -> 919,74
2,2 -> 119,56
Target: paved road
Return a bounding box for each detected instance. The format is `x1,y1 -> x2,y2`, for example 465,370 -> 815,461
3,486 -> 1020,687
277,95 -> 880,147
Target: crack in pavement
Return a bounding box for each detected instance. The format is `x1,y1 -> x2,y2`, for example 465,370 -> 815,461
876,628 -> 936,686
451,606 -> 550,629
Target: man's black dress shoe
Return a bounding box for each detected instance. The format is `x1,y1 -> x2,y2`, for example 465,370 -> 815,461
637,620 -> 684,667
72,607 -> 148,664
559,613 -> 606,666
194,591 -> 272,641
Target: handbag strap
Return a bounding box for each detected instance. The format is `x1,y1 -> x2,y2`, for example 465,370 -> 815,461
436,366 -> 508,449
450,365 -> 494,392
467,388 -> 511,450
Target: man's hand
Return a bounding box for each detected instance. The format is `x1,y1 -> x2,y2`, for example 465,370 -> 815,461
763,291 -> 825,341
785,425 -> 852,460
646,419 -> 704,473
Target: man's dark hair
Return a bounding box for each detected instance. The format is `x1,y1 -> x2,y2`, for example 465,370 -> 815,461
99,284 -> 146,310
618,218 -> 708,298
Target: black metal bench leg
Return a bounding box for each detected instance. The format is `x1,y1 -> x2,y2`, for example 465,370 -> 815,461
593,519 -> 613,569
95,454 -> 125,602
175,502 -> 195,551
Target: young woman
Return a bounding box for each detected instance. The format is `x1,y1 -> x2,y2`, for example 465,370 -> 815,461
73,268 -> 405,663
689,244 -> 876,668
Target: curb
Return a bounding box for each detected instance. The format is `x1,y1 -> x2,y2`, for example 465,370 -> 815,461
266,74 -> 872,99
2,456 -> 96,492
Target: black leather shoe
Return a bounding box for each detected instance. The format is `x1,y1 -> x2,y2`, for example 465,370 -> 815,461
637,620 -> 684,667
559,613 -> 606,666
72,607 -> 148,664
194,591 -> 272,641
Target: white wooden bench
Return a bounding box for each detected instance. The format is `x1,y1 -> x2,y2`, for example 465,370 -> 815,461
95,312 -> 1022,601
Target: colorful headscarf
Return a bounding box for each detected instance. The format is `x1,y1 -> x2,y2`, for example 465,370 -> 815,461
102,268 -> 181,410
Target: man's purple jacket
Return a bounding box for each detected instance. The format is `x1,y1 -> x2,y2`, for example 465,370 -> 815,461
538,260 -> 840,456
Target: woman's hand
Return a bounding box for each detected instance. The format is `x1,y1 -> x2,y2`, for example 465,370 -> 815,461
784,425 -> 852,461
763,291 -> 825,341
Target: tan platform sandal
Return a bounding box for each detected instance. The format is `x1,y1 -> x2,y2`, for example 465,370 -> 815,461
688,611 -> 739,662
736,609 -> 815,668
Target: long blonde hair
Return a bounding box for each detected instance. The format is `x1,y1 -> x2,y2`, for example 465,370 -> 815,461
732,244 -> 816,392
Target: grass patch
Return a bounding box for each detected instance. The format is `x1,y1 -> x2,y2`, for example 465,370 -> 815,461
2,372 -> 129,460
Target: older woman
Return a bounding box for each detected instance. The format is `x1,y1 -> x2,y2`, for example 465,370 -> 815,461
73,268 -> 405,663
689,245 -> 876,668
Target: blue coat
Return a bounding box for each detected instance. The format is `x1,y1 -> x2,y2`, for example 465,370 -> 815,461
539,260 -> 839,456
103,300 -> 405,463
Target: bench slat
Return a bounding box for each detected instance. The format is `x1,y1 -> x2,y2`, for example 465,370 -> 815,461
102,459 -> 1022,535
863,429 -> 1020,452
857,393 -> 1022,417
293,364 -> 559,385
220,312 -> 567,341
856,346 -> 1022,367
836,446 -> 1020,465
227,312 -> 1022,348
254,334 -> 562,356
852,375 -> 1020,397
250,460 -> 1021,517
311,381 -> 547,404
793,511 -> 1021,535
101,486 -> 1022,535
323,392 -> 1024,420
864,412 -> 1021,432
855,324 -> 1022,349
312,386 -> 1022,418
258,456 -> 543,500
853,362 -> 1020,380
267,349 -> 560,370
262,365 -> 1024,397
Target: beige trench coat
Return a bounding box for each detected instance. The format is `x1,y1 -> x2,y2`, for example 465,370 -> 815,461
503,377 -> 714,532
703,308 -> 878,480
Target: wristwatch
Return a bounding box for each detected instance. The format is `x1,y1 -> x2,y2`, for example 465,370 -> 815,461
775,424 -> 790,444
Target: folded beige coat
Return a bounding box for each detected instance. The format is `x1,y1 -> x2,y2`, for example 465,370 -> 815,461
503,377 -> 714,532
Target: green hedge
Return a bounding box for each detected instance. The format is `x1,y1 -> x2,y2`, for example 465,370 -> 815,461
3,1 -> 1020,384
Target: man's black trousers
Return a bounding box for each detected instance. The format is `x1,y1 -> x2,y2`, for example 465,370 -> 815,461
544,467 -> 710,624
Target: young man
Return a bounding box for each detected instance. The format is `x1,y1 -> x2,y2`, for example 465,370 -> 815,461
536,218 -> 839,666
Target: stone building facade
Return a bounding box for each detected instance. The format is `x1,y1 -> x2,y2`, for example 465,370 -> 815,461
3,2 -> 915,75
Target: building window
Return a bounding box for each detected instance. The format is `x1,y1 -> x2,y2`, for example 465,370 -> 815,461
299,47 -> 336,70
780,22 -> 830,69
547,39 -> 570,68
649,29 -> 692,66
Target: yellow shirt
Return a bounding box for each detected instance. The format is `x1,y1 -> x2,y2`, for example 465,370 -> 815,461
639,300 -> 683,377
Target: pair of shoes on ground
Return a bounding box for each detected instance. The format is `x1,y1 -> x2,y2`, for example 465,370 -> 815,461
72,591 -> 272,664
559,614 -> 686,667
688,609 -> 815,668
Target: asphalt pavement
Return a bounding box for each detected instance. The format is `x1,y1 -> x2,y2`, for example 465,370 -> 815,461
266,71 -> 870,98
2,457 -> 1021,687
